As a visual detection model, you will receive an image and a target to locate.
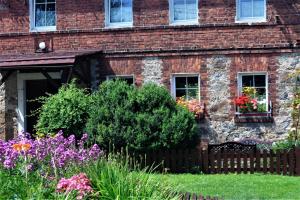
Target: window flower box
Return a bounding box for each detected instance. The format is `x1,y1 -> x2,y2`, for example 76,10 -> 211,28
234,100 -> 273,123
176,97 -> 205,121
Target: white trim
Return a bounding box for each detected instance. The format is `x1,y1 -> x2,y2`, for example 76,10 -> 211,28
171,73 -> 200,102
105,0 -> 133,28
235,0 -> 267,23
237,72 -> 268,112
169,0 -> 199,25
17,72 -> 61,133
30,0 -> 57,32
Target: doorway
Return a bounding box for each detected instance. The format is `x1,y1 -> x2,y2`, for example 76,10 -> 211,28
25,79 -> 61,134
17,72 -> 61,134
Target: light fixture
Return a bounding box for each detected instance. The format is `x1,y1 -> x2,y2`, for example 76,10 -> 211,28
39,41 -> 46,50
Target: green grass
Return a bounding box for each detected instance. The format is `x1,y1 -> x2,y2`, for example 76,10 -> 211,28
150,173 -> 300,200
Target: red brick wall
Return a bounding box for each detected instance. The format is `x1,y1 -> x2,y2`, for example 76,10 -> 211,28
1,0 -> 299,33
0,0 -> 299,56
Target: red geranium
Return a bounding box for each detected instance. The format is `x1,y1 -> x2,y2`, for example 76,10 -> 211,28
234,95 -> 251,106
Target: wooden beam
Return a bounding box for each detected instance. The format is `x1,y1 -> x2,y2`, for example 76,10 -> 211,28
41,70 -> 60,89
0,70 -> 14,87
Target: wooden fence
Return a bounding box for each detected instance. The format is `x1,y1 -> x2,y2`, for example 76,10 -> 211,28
135,147 -> 300,176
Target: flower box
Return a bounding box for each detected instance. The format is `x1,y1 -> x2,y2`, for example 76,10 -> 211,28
176,97 -> 205,121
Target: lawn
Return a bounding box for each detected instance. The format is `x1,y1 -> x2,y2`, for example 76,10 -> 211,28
151,173 -> 300,200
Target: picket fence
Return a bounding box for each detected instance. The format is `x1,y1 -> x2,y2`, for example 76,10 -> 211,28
134,145 -> 300,175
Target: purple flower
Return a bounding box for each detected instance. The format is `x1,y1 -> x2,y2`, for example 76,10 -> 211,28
0,132 -> 103,172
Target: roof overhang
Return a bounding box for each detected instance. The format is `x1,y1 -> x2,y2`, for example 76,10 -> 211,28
0,50 -> 102,70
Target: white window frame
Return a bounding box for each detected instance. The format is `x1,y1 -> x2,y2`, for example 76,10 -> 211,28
237,72 -> 269,113
29,0 -> 57,32
171,74 -> 200,101
105,0 -> 133,28
106,74 -> 135,84
169,0 -> 199,25
236,0 -> 267,23
17,71 -> 61,133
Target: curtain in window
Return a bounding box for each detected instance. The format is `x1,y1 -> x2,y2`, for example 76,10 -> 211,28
240,0 -> 265,18
174,0 -> 197,21
253,0 -> 265,17
35,0 -> 56,27
110,0 -> 132,23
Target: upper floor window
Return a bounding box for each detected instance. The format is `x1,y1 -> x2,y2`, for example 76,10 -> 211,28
105,0 -> 133,28
236,0 -> 266,22
169,0 -> 198,25
31,0 -> 56,31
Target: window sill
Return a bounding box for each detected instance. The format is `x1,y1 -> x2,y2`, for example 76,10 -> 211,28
105,23 -> 133,29
169,21 -> 199,26
234,112 -> 273,123
30,26 -> 57,33
235,18 -> 267,24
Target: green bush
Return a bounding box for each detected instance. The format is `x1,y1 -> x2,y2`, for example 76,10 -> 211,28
86,80 -> 198,151
35,81 -> 90,138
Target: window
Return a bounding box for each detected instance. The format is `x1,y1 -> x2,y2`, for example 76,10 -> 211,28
105,0 -> 133,27
31,0 -> 56,31
107,75 -> 134,85
238,73 -> 268,112
172,75 -> 200,100
236,0 -> 266,22
169,0 -> 198,25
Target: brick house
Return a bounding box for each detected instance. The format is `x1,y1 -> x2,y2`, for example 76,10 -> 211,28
0,0 -> 299,142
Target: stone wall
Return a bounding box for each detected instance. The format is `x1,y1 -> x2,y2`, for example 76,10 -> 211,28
95,53 -> 300,143
142,57 -> 163,85
0,71 -> 18,140
201,53 -> 300,143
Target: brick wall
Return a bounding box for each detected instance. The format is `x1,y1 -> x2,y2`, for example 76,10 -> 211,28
1,0 -> 300,33
0,0 -> 299,55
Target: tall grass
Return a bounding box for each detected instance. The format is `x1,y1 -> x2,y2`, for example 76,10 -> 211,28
0,155 -> 179,200
74,155 -> 179,200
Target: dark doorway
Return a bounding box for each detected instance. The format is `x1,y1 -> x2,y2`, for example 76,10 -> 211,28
25,79 -> 61,134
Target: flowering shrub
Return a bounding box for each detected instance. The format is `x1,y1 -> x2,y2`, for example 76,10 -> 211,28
0,131 -> 103,173
57,173 -> 93,199
176,97 -> 204,119
234,87 -> 267,113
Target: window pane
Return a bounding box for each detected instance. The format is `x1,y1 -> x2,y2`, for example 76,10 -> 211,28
253,0 -> 265,17
174,0 -> 185,20
110,0 -> 122,22
46,3 -> 56,26
122,77 -> 134,85
36,0 -> 46,3
186,0 -> 197,20
187,76 -> 198,88
122,0 -> 132,22
35,4 -> 46,27
240,0 -> 252,18
176,89 -> 186,98
254,75 -> 266,87
47,0 -> 55,2
255,88 -> 266,101
175,77 -> 186,88
187,89 -> 198,99
242,75 -> 254,87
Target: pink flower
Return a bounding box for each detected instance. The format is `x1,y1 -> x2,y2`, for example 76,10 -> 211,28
57,173 -> 93,199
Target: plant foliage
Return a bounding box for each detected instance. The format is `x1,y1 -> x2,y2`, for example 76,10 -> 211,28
86,80 -> 198,151
35,81 -> 90,138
